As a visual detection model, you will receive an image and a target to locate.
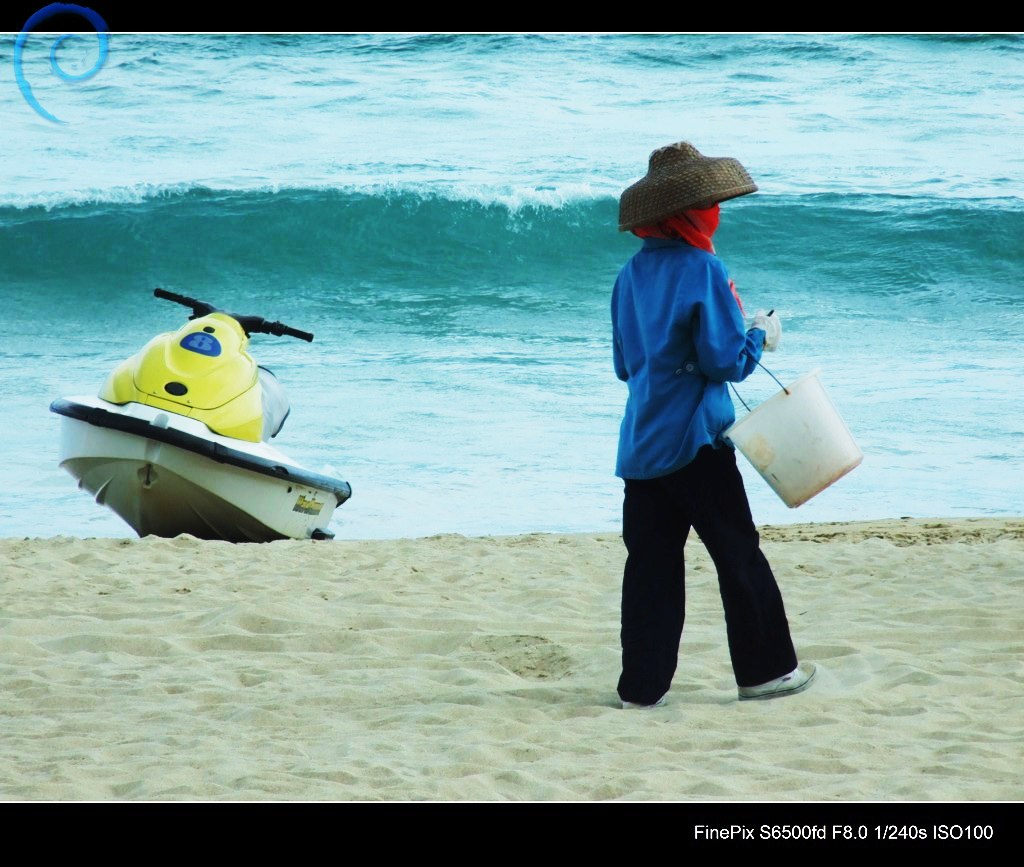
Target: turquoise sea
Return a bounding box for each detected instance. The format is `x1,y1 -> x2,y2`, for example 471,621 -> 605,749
1,33 -> 1022,539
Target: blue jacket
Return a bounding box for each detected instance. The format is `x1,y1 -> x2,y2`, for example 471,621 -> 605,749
612,237 -> 765,479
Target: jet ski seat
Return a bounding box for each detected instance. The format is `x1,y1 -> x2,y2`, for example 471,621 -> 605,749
258,366 -> 291,440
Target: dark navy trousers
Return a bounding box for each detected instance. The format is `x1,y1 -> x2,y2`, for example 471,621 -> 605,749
617,444 -> 798,704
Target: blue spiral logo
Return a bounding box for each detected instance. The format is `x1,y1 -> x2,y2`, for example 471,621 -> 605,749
14,3 -> 110,124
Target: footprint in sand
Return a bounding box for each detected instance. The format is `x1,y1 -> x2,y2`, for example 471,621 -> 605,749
467,634 -> 573,680
235,613 -> 301,635
42,634 -> 174,657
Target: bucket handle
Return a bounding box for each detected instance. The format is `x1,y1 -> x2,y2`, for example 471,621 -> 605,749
730,361 -> 790,413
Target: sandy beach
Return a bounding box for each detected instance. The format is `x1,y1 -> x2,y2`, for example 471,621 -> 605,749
1,518 -> 1021,801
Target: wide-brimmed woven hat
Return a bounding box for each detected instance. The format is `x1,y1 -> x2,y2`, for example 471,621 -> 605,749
618,141 -> 758,232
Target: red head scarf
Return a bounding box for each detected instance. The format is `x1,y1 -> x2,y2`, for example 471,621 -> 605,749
631,203 -> 720,253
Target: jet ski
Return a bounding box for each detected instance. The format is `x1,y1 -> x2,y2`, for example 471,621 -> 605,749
50,288 -> 352,542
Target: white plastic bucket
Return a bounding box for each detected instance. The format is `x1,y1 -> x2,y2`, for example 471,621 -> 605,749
724,369 -> 862,508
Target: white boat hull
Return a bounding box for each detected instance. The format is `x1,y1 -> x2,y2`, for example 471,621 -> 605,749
53,397 -> 351,542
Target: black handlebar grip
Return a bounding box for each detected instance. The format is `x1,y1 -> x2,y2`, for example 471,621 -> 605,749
261,319 -> 314,342
154,288 -> 216,318
154,287 -> 194,305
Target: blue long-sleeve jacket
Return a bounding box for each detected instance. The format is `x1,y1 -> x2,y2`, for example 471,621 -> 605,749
612,237 -> 765,479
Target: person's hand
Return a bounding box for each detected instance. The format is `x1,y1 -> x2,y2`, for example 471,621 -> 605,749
750,310 -> 782,352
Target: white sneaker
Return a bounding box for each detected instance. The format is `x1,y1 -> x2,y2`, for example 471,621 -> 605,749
621,694 -> 667,709
738,663 -> 816,701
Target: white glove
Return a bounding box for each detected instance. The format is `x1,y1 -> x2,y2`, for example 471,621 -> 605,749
750,309 -> 781,352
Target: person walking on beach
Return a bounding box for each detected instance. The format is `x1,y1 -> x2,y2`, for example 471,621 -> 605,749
612,142 -> 815,708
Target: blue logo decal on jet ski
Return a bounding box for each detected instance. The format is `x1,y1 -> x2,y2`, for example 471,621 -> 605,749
180,332 -> 222,356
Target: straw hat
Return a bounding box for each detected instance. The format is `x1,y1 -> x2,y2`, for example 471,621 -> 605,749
618,142 -> 758,232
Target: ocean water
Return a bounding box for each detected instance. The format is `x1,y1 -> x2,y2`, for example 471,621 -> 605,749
1,33 -> 1022,539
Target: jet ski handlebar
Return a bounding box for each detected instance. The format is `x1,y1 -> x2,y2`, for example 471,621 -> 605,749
153,288 -> 314,342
